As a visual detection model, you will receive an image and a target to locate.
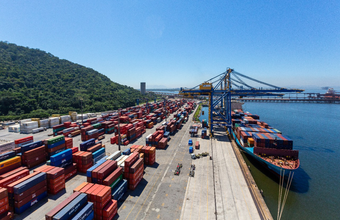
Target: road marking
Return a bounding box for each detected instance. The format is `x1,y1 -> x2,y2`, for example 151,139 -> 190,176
122,206 -> 126,210
169,184 -> 171,187
141,122 -> 193,220
172,178 -> 174,181
162,203 -> 164,207
166,194 -> 168,197
157,214 -> 160,219
179,206 -> 182,210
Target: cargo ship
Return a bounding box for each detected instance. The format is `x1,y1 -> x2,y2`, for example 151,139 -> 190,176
231,110 -> 300,178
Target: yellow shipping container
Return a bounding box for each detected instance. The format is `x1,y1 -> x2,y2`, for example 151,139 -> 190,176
51,114 -> 60,117
0,156 -> 21,170
31,118 -> 41,127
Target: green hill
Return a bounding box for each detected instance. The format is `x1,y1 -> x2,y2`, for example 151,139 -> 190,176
0,41 -> 157,120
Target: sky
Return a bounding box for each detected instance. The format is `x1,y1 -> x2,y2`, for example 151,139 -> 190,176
0,0 -> 339,90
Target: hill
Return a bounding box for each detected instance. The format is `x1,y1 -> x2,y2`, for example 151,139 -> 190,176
0,41 -> 157,120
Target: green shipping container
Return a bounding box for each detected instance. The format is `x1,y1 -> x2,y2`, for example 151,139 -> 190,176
110,174 -> 123,189
46,135 -> 65,145
92,123 -> 102,129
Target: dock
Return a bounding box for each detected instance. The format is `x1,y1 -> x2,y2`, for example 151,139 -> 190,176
0,105 -> 272,220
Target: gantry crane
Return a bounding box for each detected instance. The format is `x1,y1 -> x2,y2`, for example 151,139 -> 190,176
179,68 -> 304,136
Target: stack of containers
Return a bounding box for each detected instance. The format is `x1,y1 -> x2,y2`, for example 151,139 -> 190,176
80,138 -> 96,151
39,119 -> 49,128
46,167 -> 65,195
21,143 -> 46,168
64,137 -> 73,149
0,156 -> 21,176
50,149 -> 73,168
88,160 -> 117,184
8,172 -> 47,214
142,146 -> 156,165
73,183 -> 116,220
98,128 -> 105,137
45,135 -> 66,157
73,151 -> 93,173
60,115 -> 71,124
102,121 -> 114,134
45,192 -> 94,220
124,152 -> 144,190
20,121 -> 39,134
52,124 -> 65,136
0,167 -> 30,189
81,125 -> 94,141
93,148 -> 106,163
158,138 -> 167,149
0,187 -> 11,218
15,136 -> 33,148
127,125 -> 136,142
49,117 -> 60,128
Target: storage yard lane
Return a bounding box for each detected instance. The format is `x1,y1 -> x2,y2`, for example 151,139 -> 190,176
116,107 -> 194,220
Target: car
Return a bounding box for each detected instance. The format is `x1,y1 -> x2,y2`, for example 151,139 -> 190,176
188,139 -> 193,145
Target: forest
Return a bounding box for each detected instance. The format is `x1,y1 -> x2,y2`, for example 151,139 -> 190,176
0,41 -> 157,121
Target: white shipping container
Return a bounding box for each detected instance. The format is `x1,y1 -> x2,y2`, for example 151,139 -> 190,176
77,114 -> 88,120
19,119 -> 31,125
60,115 -> 71,124
8,124 -> 20,133
49,117 -> 60,127
40,119 -> 49,128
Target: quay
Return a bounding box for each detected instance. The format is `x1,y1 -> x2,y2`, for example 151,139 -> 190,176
238,97 -> 340,103
0,103 -> 272,220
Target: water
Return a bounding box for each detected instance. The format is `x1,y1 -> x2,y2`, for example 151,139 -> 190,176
242,102 -> 340,220
199,103 -> 340,219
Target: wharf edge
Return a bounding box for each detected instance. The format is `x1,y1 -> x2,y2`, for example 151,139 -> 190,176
229,134 -> 273,220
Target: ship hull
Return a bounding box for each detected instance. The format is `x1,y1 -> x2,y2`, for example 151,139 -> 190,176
231,130 -> 297,178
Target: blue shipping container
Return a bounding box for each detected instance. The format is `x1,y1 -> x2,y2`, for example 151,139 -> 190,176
112,179 -> 128,201
50,149 -> 72,163
93,153 -> 105,163
80,139 -> 95,151
92,148 -> 105,159
0,151 -> 16,163
50,155 -> 72,167
122,148 -> 131,155
86,157 -> 108,177
53,193 -> 87,220
13,172 -> 46,195
70,202 -> 93,220
21,141 -> 43,153
14,191 -> 47,214
84,211 -> 94,220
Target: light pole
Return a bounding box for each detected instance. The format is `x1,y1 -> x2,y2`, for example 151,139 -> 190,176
80,97 -> 83,125
118,108 -> 121,151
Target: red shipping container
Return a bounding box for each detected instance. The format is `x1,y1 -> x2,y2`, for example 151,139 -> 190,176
0,169 -> 30,188
92,161 -> 111,179
97,161 -> 117,180
103,167 -> 122,186
6,172 -> 41,193
14,136 -> 33,145
103,199 -> 117,218
15,186 -> 47,208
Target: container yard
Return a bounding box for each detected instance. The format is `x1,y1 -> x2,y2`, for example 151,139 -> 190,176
0,99 -> 271,220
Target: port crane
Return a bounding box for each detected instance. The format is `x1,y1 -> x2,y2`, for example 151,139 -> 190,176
179,68 -> 304,135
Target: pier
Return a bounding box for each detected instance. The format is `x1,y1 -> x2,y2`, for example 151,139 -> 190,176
238,93 -> 340,104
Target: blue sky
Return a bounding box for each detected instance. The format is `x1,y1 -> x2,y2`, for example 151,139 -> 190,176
0,0 -> 339,89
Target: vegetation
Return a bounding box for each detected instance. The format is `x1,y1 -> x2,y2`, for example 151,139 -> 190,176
0,41 -> 158,121
193,103 -> 202,121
